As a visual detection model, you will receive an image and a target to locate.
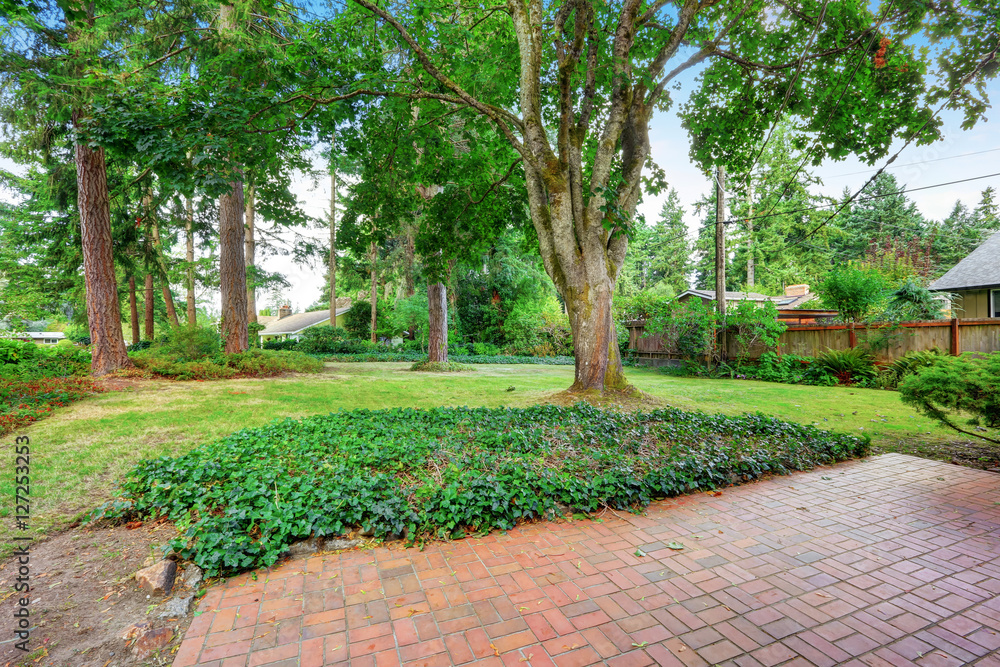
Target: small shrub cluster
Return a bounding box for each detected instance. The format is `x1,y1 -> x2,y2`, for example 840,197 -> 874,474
409,360 -> 476,372
129,349 -> 323,380
324,351 -> 577,365
100,404 -> 869,575
0,339 -> 91,381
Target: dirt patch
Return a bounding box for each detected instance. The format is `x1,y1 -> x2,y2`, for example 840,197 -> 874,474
541,386 -> 666,410
0,522 -> 196,667
875,435 -> 1000,470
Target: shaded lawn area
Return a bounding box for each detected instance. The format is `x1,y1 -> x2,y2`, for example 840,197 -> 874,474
1,362 -> 983,555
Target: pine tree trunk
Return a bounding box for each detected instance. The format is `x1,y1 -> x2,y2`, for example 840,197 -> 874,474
369,242 -> 378,344
746,178 -> 755,288
403,230 -> 416,297
144,273 -> 155,340
245,185 -> 257,324
220,180 -> 249,353
128,276 -> 140,345
74,140 -> 132,375
149,221 -> 180,327
428,282 -> 448,362
185,197 -> 196,327
162,284 -> 179,327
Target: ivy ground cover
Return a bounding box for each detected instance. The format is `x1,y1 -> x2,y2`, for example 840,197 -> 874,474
106,404 -> 868,576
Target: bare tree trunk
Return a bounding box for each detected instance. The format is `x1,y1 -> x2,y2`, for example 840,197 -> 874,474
245,185 -> 257,324
128,276 -> 140,345
715,165 -> 727,363
328,146 -> 338,326
149,219 -> 180,327
403,229 -> 416,297
369,242 -> 378,344
74,139 -> 132,375
185,197 -> 196,327
143,273 -> 155,340
220,180 -> 249,353
428,282 -> 448,362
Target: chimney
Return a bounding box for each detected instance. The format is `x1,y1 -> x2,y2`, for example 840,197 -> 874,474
785,284 -> 809,297
278,305 -> 292,319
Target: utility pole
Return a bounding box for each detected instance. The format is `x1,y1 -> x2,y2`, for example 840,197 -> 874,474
746,177 -> 755,288
329,132 -> 338,327
715,165 -> 727,363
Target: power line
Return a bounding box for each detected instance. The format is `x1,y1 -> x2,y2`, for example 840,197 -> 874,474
786,34 -> 1000,250
825,146 -> 1000,179
741,0 -> 832,182
754,0 -> 896,222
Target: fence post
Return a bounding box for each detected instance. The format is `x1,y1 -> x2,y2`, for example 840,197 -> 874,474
848,323 -> 856,349
950,317 -> 960,356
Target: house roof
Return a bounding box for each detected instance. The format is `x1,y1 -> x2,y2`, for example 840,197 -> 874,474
256,315 -> 279,327
26,332 -> 66,339
929,230 -> 1000,291
260,307 -> 352,336
678,289 -> 819,310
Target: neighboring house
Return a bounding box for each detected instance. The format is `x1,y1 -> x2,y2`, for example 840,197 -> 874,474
677,285 -> 837,324
19,332 -> 66,345
259,299 -> 353,343
929,230 -> 1000,318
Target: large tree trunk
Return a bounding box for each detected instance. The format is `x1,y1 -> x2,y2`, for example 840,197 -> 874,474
328,154 -> 337,326
75,140 -> 132,375
128,276 -> 140,345
162,284 -> 179,327
220,181 -> 249,353
185,197 -> 196,327
428,282 -> 448,362
245,185 -> 257,324
144,273 -> 155,340
369,242 -> 377,343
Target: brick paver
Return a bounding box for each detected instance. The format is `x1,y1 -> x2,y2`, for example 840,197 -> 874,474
172,454 -> 1000,666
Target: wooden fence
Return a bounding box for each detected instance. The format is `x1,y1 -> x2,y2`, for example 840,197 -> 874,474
624,318 -> 1000,364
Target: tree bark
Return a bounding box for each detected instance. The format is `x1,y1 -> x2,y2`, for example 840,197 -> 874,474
185,197 -> 197,327
128,276 -> 140,345
329,147 -> 338,326
369,242 -> 378,343
220,180 -> 249,353
149,220 -> 180,327
403,230 -> 416,297
144,273 -> 155,340
245,185 -> 257,324
428,282 -> 448,362
74,140 -> 132,374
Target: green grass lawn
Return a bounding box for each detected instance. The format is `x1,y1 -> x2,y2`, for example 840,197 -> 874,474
2,362 -> 988,554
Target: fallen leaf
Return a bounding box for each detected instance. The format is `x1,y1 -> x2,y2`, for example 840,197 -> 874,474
632,641 -> 649,648
519,654 -> 533,662
490,643 -> 500,657
666,542 -> 684,550
634,549 -> 646,558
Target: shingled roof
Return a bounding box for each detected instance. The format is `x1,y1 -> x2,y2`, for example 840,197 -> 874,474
261,307 -> 352,336
930,231 -> 1000,291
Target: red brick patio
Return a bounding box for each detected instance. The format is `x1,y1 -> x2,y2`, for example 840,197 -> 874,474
172,454 -> 1000,667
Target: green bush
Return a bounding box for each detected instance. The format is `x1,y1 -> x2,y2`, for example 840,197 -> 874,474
295,325 -> 351,354
262,338 -> 299,351
726,300 -> 786,364
819,267 -> 889,323
129,349 -> 323,380
0,340 -> 90,381
812,348 -> 877,386
140,326 -> 222,362
899,353 -> 1000,441
410,360 -> 476,372
100,404 -> 869,575
344,299 -> 397,340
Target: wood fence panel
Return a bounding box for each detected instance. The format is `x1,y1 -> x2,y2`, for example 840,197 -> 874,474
626,318 -> 1000,363
961,323 -> 1000,354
